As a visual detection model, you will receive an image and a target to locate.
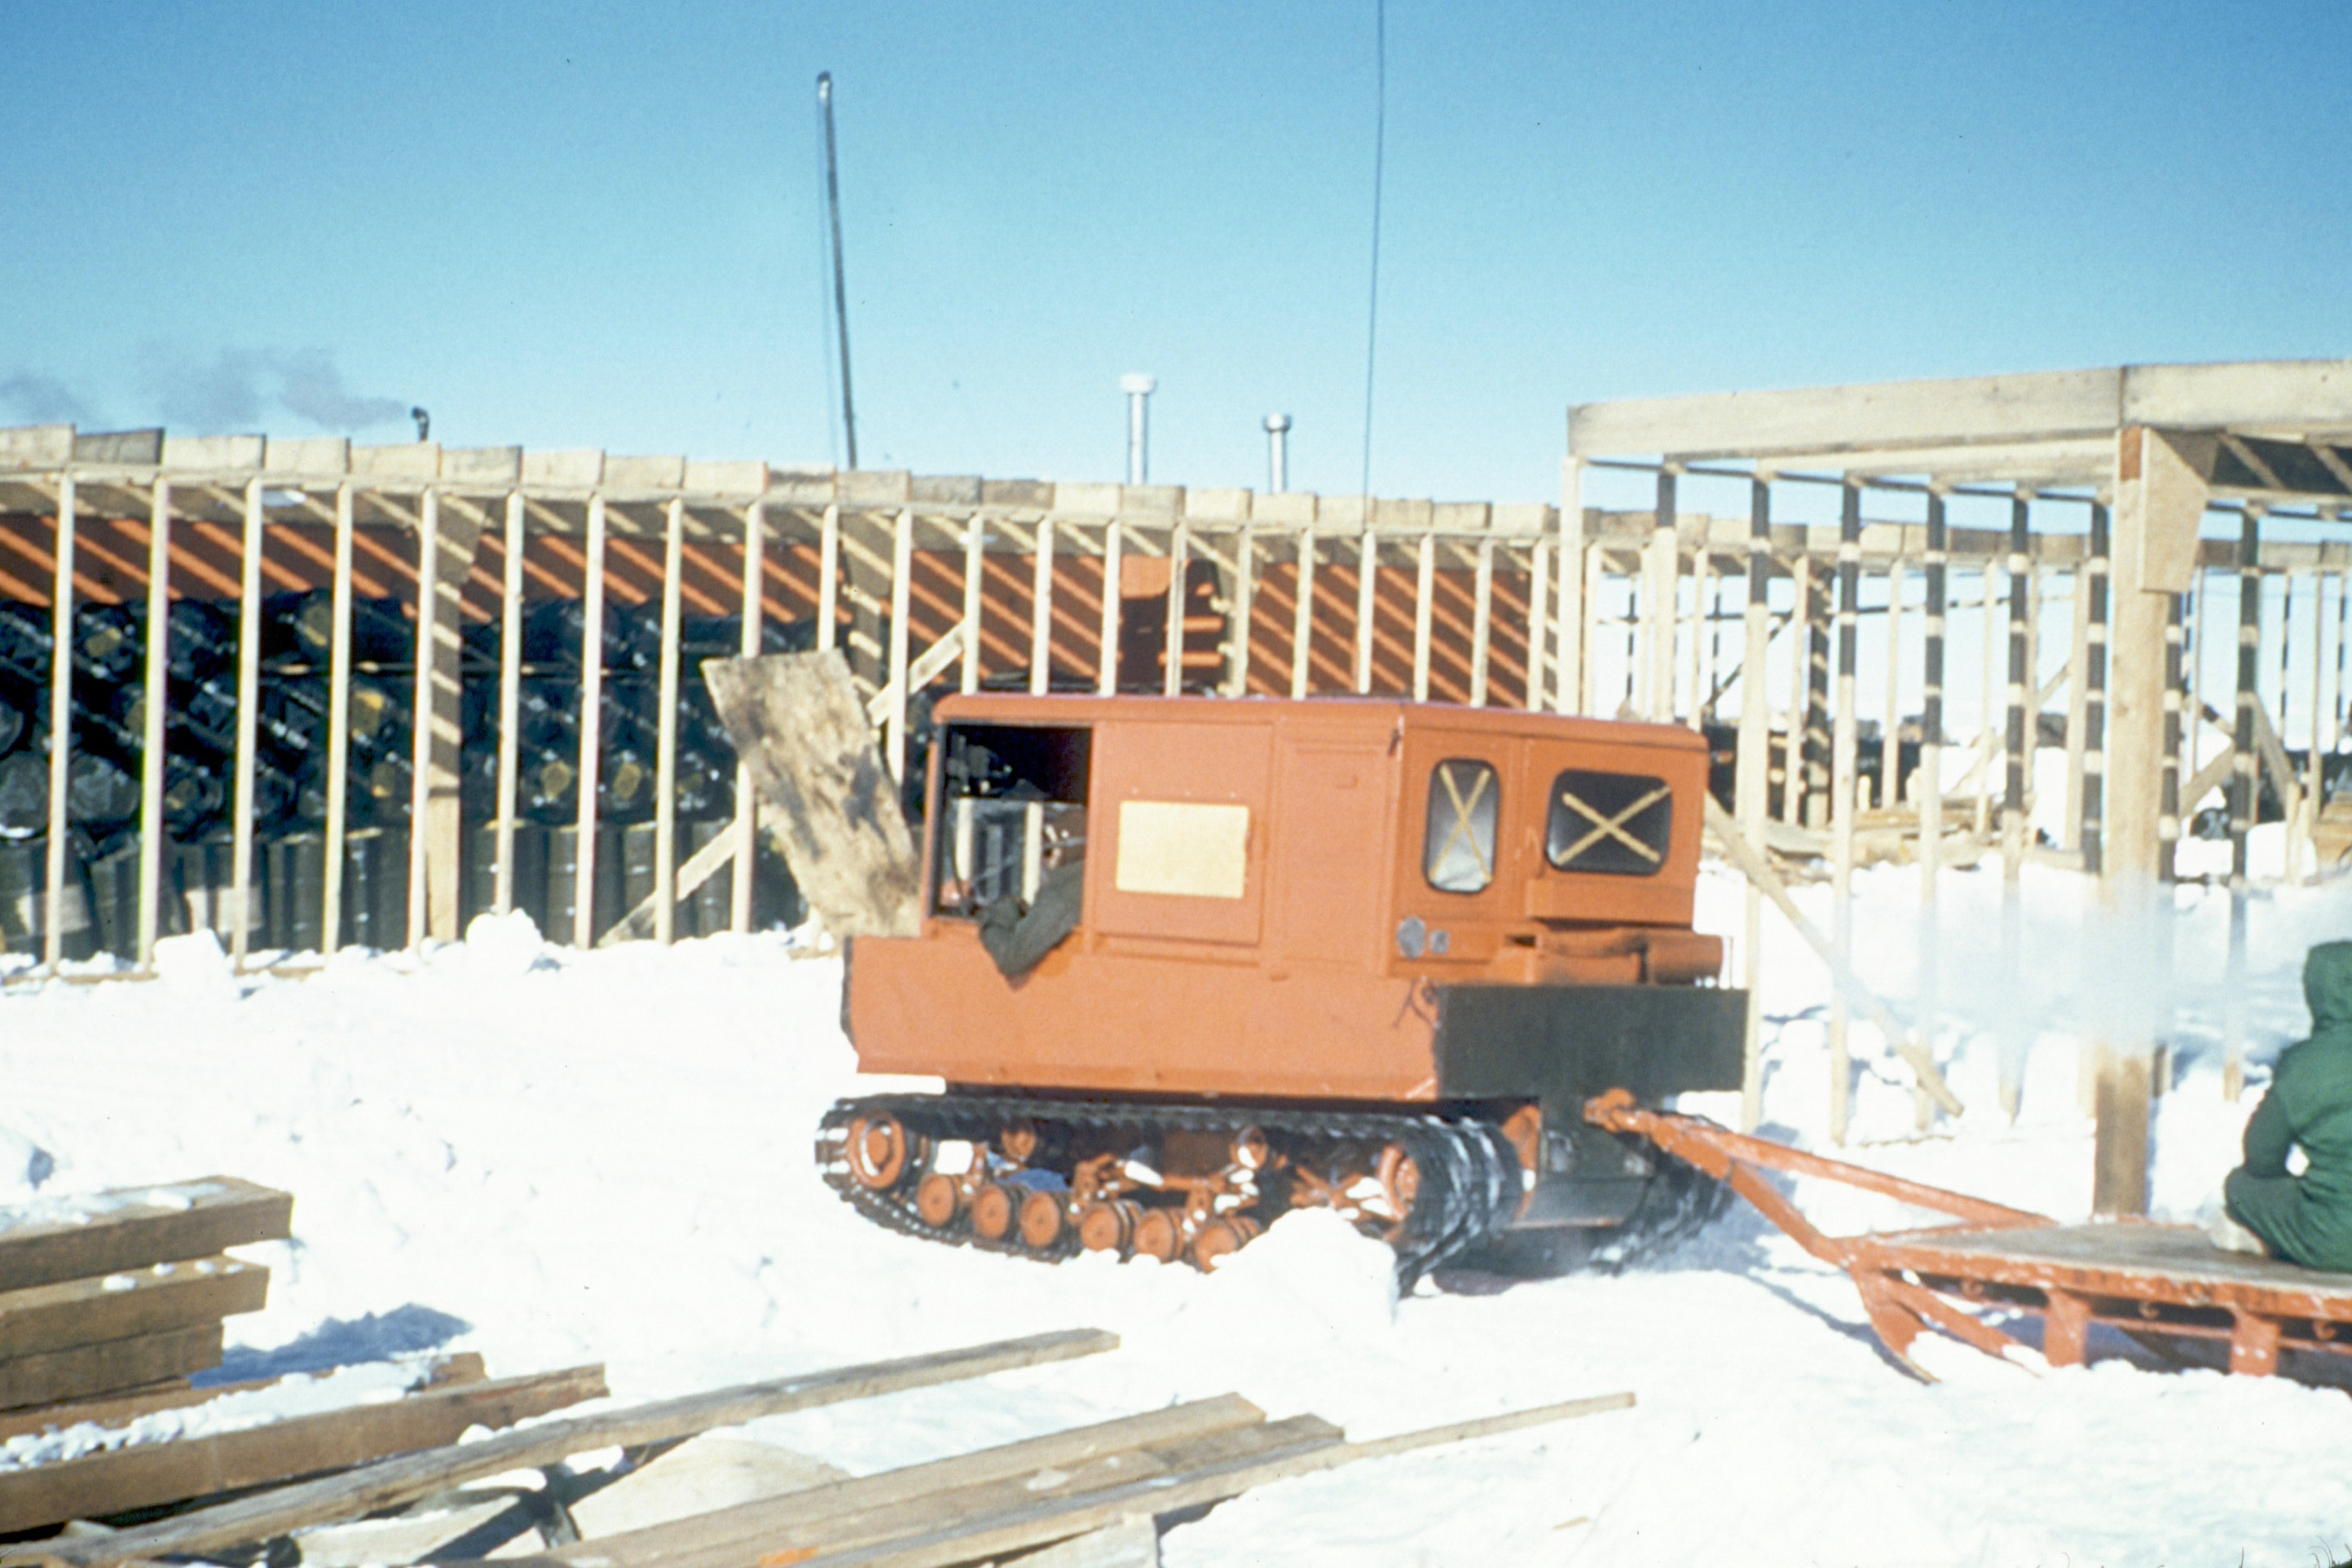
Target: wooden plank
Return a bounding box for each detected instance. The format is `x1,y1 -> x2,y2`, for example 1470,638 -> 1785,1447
702,651 -> 922,939
0,1351 -> 485,1443
1002,1517 -> 1156,1568
26,1330 -> 1115,1566
0,1323 -> 221,1412
0,1254 -> 265,1359
769,1393 -> 1633,1568
0,1178 -> 292,1293
518,1395 -> 1269,1568
0,1364 -> 607,1537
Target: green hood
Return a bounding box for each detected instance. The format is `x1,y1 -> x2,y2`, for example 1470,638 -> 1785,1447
2305,941 -> 2352,1031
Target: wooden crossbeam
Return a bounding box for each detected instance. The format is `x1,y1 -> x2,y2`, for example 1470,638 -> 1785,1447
0,1253 -> 266,1359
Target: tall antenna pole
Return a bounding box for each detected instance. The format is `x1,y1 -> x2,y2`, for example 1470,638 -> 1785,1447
818,71 -> 857,469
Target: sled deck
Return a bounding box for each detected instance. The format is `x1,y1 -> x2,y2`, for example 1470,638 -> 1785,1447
1586,1090 -> 2352,1381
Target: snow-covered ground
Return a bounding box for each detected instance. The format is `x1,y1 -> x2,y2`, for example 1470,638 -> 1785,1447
5,843 -> 2352,1566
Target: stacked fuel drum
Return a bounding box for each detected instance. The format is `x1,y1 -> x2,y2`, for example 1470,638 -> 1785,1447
0,594 -> 804,962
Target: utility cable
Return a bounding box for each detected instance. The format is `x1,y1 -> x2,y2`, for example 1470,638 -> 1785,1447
1359,0 -> 1386,502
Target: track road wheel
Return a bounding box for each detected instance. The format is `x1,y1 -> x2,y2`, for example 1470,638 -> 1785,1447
845,1114 -> 915,1191
914,1172 -> 965,1230
970,1182 -> 1016,1244
1191,1215 -> 1262,1271
1018,1190 -> 1068,1252
1077,1199 -> 1139,1257
1131,1206 -> 1184,1264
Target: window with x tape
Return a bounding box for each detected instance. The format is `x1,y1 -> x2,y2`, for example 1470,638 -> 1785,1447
1423,759 -> 1500,894
1547,769 -> 1672,877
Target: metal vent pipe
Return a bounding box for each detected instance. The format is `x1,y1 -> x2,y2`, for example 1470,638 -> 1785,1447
1264,414 -> 1291,493
1121,374 -> 1156,484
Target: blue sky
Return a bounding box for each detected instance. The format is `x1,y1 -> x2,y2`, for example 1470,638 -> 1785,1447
2,2 -> 2345,506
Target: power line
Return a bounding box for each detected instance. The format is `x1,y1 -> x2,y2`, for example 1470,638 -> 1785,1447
1359,0 -> 1386,502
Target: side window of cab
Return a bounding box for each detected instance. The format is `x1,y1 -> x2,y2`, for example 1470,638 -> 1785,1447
1423,759 -> 1499,894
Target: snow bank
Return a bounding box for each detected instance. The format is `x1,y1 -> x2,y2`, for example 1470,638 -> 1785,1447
1,871 -> 2350,1564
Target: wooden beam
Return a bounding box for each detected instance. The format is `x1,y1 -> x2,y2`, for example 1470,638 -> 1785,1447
0,1253 -> 265,1359
0,1178 -> 290,1293
0,1353 -> 484,1443
0,1322 -> 221,1413
24,1330 -> 1115,1566
0,1363 -> 607,1536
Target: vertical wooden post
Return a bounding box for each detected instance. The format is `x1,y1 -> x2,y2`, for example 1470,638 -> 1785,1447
1738,475 -> 1774,1133
2084,502 -> 2112,879
733,500 -> 765,934
1028,515 -> 1055,698
1693,538 -> 1715,731
230,478 -> 265,968
134,477 -> 174,967
2099,426 -> 2207,1215
1882,545 -> 1905,807
2063,551 -> 2093,851
1583,544 -> 1605,717
1354,527 -> 1377,694
653,497 -> 685,944
2301,571 -> 2323,884
1469,536 -> 1495,708
1288,523 -> 1314,700
571,493 -> 608,951
324,484 -> 356,941
815,502 -> 840,654
1555,459 -> 1583,715
1918,488 -> 1949,1130
1976,557 -> 1999,837
1412,531 -> 1435,702
1523,536 -> 1548,711
888,508 -> 914,776
1227,525 -> 1256,698
1784,553 -> 1811,826
2336,566 -> 2349,747
41,473 -> 74,970
2226,508 -> 2262,1102
1162,519 -> 1189,697
409,488 -> 479,945
960,512 -> 984,695
1646,468 -> 1679,722
1998,491 -> 2032,1121
1803,547 -> 1832,826
492,491 -> 524,918
1829,480 -> 1861,1145
1101,519 -> 1125,696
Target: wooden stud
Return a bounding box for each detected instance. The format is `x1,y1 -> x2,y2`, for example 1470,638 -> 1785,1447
1412,531 -> 1435,702
1524,535 -> 1549,711
2085,501 -> 2112,879
1227,525 -> 1256,697
1099,520 -> 1125,695
816,502 -> 840,654
229,477 -> 265,969
1829,479 -> 1861,1145
1804,551 -> 1832,826
407,487 -> 439,948
134,478 -> 174,967
572,493 -> 608,951
2063,551 -> 2093,850
1784,552 -> 1811,826
654,497 -> 685,944
1693,536 -> 1714,730
1028,515 -> 1055,698
1583,541 -> 1605,718
2226,508 -> 2262,1102
1738,476 -> 1773,1132
1647,468 -> 1679,721
1164,519 -> 1189,697
1354,527 -> 1377,694
1918,489 -> 1949,1130
890,508 -> 914,777
733,501 -> 766,934
1288,523 -> 1313,700
493,491 -> 525,917
1999,491 -> 2032,1121
1556,458 -> 1583,714
40,473 -> 75,971
961,513 -> 984,696
320,483 -> 356,942
1881,547 -> 1903,804
1469,536 -> 1495,707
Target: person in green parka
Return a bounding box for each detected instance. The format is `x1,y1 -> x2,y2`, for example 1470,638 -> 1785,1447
2221,940 -> 2352,1271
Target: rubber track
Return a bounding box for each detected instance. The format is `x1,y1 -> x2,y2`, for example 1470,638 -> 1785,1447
817,1093 -> 1522,1286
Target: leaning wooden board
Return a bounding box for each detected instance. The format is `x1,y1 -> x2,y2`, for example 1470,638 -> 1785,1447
0,1363 -> 609,1535
0,1178 -> 292,1293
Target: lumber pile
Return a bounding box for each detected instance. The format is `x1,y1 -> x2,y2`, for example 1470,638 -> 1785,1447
0,1176 -> 292,1412
0,1326 -> 1632,1568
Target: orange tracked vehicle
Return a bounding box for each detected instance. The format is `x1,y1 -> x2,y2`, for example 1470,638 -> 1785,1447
821,694 -> 1746,1280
